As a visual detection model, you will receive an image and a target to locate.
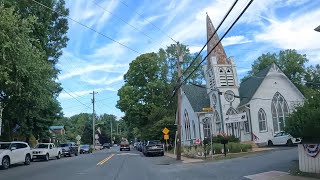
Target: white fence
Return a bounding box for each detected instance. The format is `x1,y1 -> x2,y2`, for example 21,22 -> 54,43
298,144 -> 320,173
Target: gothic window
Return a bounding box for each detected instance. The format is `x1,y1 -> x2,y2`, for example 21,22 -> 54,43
226,107 -> 237,115
192,120 -> 196,139
214,111 -> 221,133
226,68 -> 235,86
203,118 -> 211,138
184,110 -> 191,140
271,92 -> 289,133
258,108 -> 267,132
243,110 -> 250,133
219,68 -> 227,86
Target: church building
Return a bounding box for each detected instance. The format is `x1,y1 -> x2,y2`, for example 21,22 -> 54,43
179,15 -> 305,146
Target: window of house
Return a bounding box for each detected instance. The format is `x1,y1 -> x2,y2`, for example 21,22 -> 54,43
184,110 -> 191,140
271,92 -> 289,133
243,110 -> 250,133
214,111 -> 221,133
203,118 -> 211,138
226,107 -> 237,115
192,120 -> 196,139
226,68 -> 234,86
219,68 -> 227,86
258,108 -> 267,132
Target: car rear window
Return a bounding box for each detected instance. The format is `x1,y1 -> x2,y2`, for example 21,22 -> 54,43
121,141 -> 129,145
148,141 -> 161,145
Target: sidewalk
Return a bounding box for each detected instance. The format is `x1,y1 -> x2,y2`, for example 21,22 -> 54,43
164,152 -> 204,163
244,171 -> 319,180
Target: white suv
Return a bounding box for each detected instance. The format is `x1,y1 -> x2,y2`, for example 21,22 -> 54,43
0,141 -> 32,169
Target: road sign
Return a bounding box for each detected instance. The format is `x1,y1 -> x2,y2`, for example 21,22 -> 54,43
76,135 -> 81,141
162,127 -> 170,135
202,107 -> 214,111
164,134 -> 169,140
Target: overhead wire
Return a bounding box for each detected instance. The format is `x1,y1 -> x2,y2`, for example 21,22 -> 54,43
90,0 -> 167,47
118,0 -> 177,43
172,0 -> 254,96
180,0 -> 239,79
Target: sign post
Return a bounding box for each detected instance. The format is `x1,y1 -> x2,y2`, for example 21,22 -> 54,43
162,128 -> 170,153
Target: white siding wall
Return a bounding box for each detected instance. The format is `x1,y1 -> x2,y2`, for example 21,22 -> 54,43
298,144 -> 320,173
249,71 -> 304,144
237,107 -> 252,142
181,91 -> 201,146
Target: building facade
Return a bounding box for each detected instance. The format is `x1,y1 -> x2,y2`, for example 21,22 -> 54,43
179,15 -> 305,146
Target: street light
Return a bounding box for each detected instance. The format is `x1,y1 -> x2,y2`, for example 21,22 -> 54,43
315,25 -> 320,32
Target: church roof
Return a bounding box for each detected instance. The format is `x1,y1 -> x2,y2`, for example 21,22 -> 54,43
206,14 -> 230,65
238,64 -> 273,107
182,85 -> 210,112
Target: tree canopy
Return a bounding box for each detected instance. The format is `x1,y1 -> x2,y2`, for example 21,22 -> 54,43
0,1 -> 69,142
117,43 -> 204,142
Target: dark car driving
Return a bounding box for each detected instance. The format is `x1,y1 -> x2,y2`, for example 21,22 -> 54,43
102,143 -> 110,149
143,140 -> 164,156
60,142 -> 78,157
80,144 -> 92,154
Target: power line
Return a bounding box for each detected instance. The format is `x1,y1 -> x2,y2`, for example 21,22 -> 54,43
90,0 -> 165,47
31,0 -> 141,55
180,0 -> 239,78
62,89 -> 91,109
173,0 -> 254,95
118,0 -> 177,43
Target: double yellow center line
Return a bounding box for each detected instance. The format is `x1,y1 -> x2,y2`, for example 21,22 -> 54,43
97,154 -> 114,166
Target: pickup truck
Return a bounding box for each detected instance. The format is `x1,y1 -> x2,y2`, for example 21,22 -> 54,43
32,143 -> 62,161
0,141 -> 32,169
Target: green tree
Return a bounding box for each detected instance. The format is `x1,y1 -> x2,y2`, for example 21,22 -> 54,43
0,1 -> 69,142
242,49 -> 308,87
286,91 -> 320,142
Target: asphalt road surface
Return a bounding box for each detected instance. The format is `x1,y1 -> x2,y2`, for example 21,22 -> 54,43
0,146 -> 298,180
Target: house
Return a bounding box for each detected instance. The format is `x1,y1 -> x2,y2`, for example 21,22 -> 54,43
179,15 -> 305,146
49,126 -> 65,135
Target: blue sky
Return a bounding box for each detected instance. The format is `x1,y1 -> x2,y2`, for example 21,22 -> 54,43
57,0 -> 320,118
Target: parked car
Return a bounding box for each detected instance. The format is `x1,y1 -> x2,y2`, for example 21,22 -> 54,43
60,142 -> 78,157
80,145 -> 92,154
143,140 -> 164,156
0,141 -> 32,169
102,143 -> 110,149
133,142 -> 138,149
32,143 -> 62,161
268,131 -> 301,146
120,140 -> 130,151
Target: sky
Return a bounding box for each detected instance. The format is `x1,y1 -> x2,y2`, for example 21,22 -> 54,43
56,0 -> 320,118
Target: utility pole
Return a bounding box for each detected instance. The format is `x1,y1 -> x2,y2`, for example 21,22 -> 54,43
90,91 -> 98,150
110,120 -> 113,145
176,43 -> 183,161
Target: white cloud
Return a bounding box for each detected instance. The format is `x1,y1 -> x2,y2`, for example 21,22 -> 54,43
222,35 -> 252,46
59,87 -> 116,99
59,63 -> 128,80
80,74 -> 124,85
255,8 -> 320,64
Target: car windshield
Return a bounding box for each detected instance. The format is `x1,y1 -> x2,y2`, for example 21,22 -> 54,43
148,141 -> 161,145
35,144 -> 49,149
0,143 -> 10,149
60,144 -> 70,147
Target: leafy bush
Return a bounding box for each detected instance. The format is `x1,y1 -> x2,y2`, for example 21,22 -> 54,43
212,135 -> 240,143
286,92 -> 320,142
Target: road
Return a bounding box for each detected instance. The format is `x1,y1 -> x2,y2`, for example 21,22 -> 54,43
0,146 -> 298,180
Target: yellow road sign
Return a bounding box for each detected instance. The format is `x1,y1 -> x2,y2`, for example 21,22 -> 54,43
164,134 -> 169,140
202,107 -> 214,111
162,127 -> 170,135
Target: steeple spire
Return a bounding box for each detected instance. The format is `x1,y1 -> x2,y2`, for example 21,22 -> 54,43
206,14 -> 229,65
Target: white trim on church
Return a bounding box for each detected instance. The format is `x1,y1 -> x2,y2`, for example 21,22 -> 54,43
178,15 -> 305,146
